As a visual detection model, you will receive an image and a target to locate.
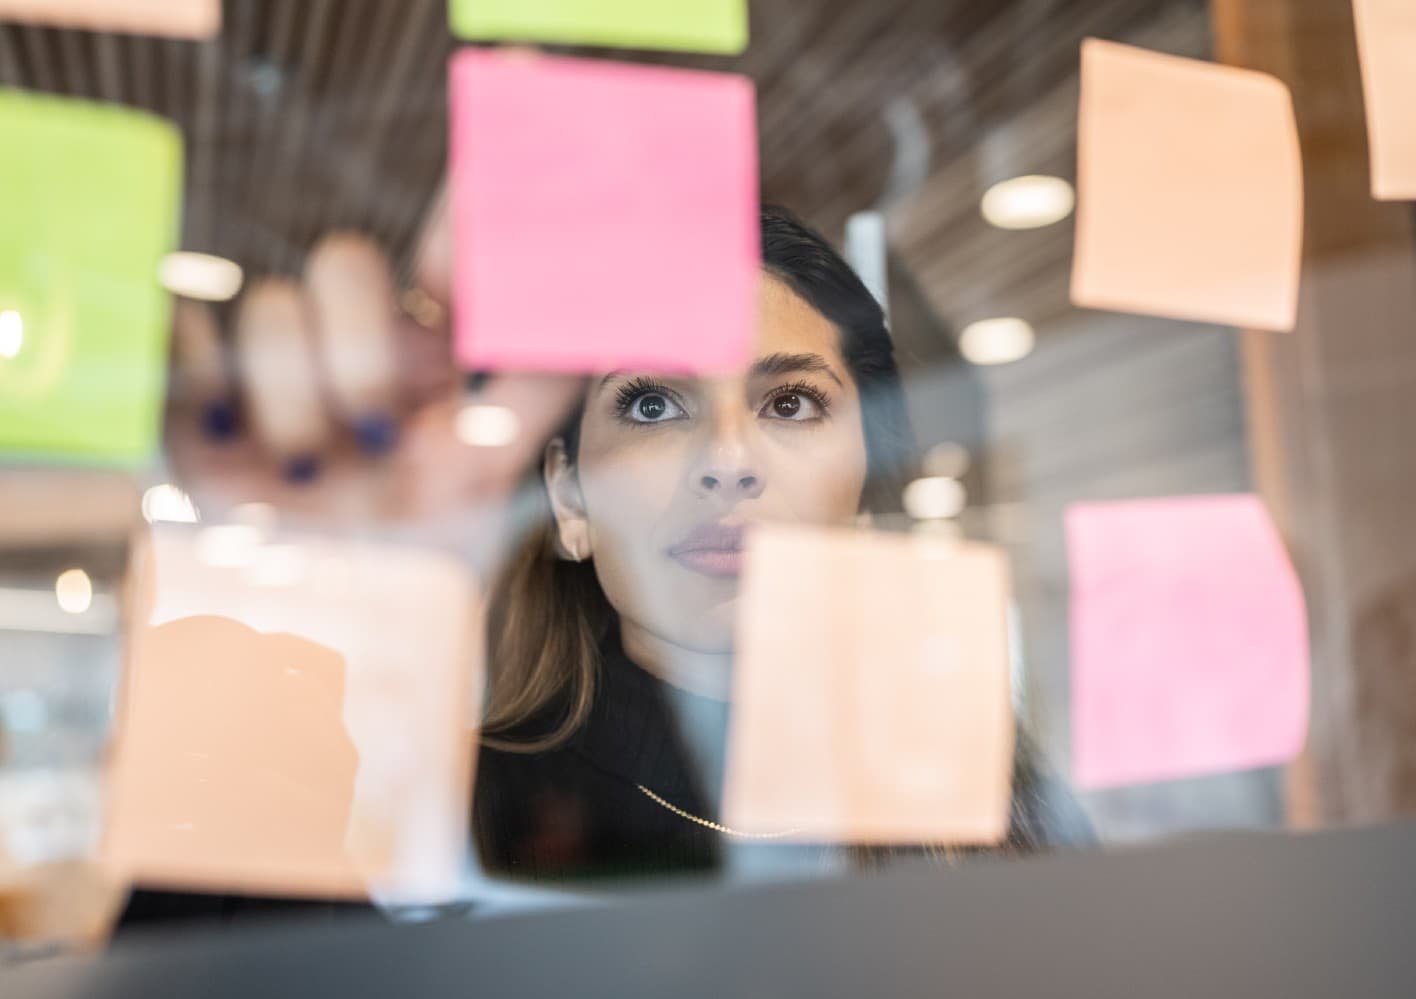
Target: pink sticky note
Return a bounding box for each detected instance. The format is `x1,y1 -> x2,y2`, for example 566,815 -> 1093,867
1066,495 -> 1309,790
449,50 -> 759,375
0,0 -> 219,37
1071,39 -> 1303,332
722,527 -> 1015,845
106,528 -> 479,903
1352,0 -> 1416,201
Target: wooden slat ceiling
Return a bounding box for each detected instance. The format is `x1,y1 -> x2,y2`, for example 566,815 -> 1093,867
0,0 -> 1209,361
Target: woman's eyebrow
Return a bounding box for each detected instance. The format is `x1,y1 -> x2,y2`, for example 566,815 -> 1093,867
751,352 -> 844,387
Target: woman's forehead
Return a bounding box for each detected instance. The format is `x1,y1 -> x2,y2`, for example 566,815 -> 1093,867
754,273 -> 845,364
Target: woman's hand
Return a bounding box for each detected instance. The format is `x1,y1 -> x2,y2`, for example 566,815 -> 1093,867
163,214 -> 578,567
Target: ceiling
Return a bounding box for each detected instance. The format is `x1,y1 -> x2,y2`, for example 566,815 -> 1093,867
0,0 -> 1210,363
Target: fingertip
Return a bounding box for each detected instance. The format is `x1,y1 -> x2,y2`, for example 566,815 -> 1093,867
354,413 -> 399,455
200,400 -> 240,442
282,454 -> 322,485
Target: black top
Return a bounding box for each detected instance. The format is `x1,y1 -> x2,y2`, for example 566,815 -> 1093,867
474,630 -> 726,879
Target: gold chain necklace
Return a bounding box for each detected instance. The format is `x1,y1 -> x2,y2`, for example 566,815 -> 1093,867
635,784 -> 801,840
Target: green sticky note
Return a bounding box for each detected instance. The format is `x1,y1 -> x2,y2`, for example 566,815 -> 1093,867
0,89 -> 183,466
449,0 -> 748,55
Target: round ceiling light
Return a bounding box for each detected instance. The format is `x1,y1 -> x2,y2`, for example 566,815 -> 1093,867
980,175 -> 1075,231
959,317 -> 1035,366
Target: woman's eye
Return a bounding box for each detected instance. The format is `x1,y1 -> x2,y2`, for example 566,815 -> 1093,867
762,391 -> 823,421
627,392 -> 684,423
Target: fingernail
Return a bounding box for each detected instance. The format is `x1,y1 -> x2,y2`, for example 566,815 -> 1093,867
283,454 -> 321,484
200,400 -> 239,442
464,371 -> 491,394
355,413 -> 398,455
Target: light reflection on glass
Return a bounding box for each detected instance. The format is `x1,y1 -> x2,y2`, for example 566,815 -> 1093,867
0,309 -> 23,359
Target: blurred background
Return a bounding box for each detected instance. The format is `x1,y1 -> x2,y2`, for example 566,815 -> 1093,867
1,0 -> 1413,867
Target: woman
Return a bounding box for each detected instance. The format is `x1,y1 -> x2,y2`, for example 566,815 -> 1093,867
123,206 -> 1083,926
471,205 -> 1084,879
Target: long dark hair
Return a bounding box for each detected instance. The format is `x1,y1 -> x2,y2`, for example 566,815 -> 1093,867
481,205 -> 915,752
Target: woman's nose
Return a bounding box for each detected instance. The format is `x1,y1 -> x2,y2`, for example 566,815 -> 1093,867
691,411 -> 765,501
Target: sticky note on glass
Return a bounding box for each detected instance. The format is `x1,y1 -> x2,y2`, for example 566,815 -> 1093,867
1066,495 -> 1309,790
449,51 -> 759,375
0,89 -> 182,465
1070,39 -> 1303,332
107,528 -> 479,904
1352,0 -> 1416,201
0,0 -> 218,38
722,527 -> 1014,844
450,0 -> 746,54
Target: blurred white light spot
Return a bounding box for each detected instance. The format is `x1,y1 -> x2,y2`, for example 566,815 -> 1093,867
141,483 -> 200,524
4,689 -> 48,733
922,442 -> 971,479
159,252 -> 245,302
197,524 -> 263,569
456,404 -> 520,448
246,544 -> 309,588
959,317 -> 1035,366
55,569 -> 93,615
232,502 -> 277,531
0,310 -> 23,359
903,476 -> 967,521
980,175 -> 1075,230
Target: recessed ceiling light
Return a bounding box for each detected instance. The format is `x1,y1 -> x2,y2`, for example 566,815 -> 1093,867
160,252 -> 245,302
980,175 -> 1075,231
55,569 -> 93,615
959,317 -> 1035,366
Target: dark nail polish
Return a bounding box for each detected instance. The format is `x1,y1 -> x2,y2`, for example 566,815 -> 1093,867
355,413 -> 398,455
200,400 -> 239,441
464,371 -> 491,394
283,454 -> 321,484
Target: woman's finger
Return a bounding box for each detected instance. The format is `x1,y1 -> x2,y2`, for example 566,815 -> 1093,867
234,278 -> 333,483
169,299 -> 239,442
304,233 -> 401,454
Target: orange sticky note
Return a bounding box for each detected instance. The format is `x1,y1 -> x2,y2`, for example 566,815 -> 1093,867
107,528 -> 479,903
1066,495 -> 1310,790
1071,39 -> 1303,332
0,0 -> 219,37
1352,0 -> 1416,201
722,527 -> 1014,845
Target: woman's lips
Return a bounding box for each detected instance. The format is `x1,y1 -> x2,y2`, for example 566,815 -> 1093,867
667,524 -> 746,579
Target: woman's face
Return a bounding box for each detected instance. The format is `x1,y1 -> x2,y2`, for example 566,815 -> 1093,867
546,273 -> 869,654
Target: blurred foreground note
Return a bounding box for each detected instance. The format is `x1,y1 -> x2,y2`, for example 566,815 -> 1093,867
449,51 -> 759,375
1070,39 -> 1303,332
722,527 -> 1014,844
1352,0 -> 1416,201
1066,495 -> 1309,790
0,89 -> 181,465
107,528 -> 480,904
0,0 -> 218,38
449,0 -> 747,54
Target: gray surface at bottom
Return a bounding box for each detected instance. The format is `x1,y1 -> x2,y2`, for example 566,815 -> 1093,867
6,820 -> 1416,998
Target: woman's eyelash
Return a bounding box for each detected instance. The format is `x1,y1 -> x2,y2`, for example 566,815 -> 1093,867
613,377 -> 675,415
767,381 -> 832,411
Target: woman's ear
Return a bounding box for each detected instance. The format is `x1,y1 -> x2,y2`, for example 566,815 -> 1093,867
544,437 -> 592,562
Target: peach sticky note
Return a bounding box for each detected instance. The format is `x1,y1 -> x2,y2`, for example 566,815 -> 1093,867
0,0 -> 219,37
449,0 -> 748,55
722,527 -> 1015,845
449,50 -> 759,375
1066,495 -> 1309,790
107,528 -> 480,904
1352,0 -> 1416,201
1070,39 -> 1303,332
